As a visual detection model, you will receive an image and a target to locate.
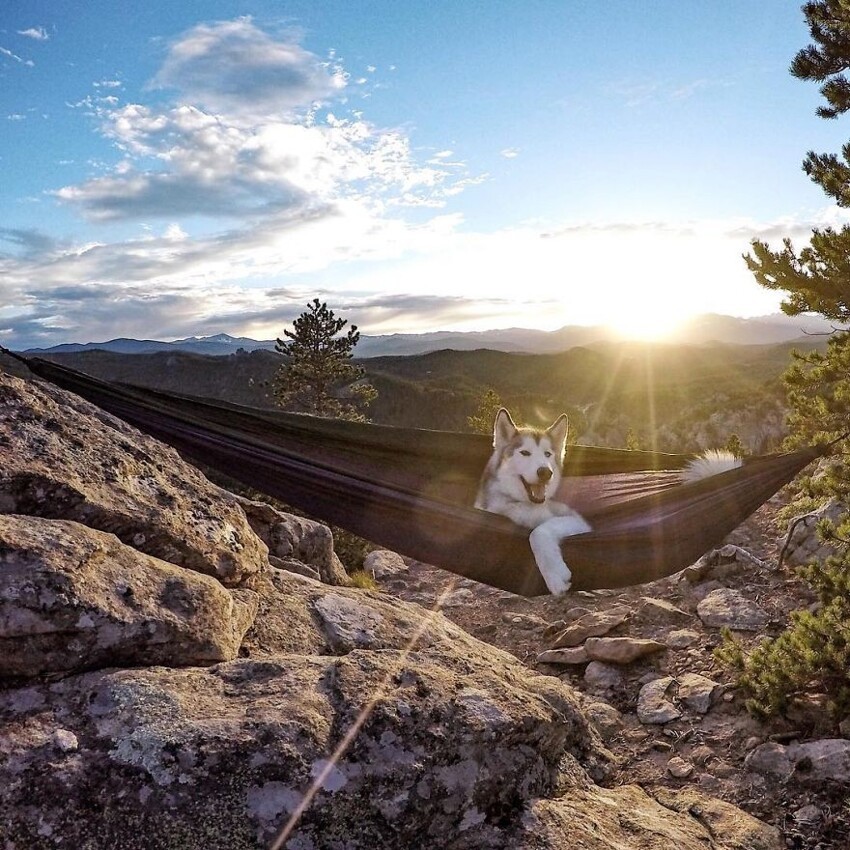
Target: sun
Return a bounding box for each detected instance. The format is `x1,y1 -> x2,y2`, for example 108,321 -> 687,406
605,307 -> 685,342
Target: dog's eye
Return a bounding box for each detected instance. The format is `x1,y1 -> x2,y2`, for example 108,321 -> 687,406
544,451 -> 552,458
520,450 -> 531,457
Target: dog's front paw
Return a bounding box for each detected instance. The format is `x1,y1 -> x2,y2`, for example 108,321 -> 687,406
544,569 -> 572,596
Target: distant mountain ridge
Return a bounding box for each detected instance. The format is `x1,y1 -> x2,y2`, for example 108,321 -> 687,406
20,312 -> 843,358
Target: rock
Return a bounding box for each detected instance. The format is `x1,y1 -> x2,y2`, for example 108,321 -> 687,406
666,628 -> 702,649
782,500 -> 846,567
840,717 -> 850,739
667,756 -> 694,778
691,745 -> 715,766
550,606 -> 630,648
787,738 -> 850,782
269,556 -> 321,581
363,548 -> 408,580
697,588 -> 769,631
794,804 -> 823,825
650,788 -> 781,850
745,742 -> 794,779
584,661 -> 624,692
585,701 -> 624,743
584,636 -> 666,664
236,495 -> 349,585
637,677 -> 682,725
0,367 -> 783,849
0,515 -> 257,677
517,785 -> 781,850
676,672 -> 720,714
504,612 -> 549,629
683,545 -> 768,583
537,646 -> 589,665
441,587 -> 475,607
1,371 -> 266,585
634,596 -> 692,625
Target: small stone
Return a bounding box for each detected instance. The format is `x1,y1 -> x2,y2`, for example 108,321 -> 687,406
676,672 -> 719,714
667,756 -> 694,778
697,588 -> 769,631
584,637 -> 666,665
363,549 -> 408,580
745,742 -> 794,779
440,588 -> 475,608
583,661 -> 624,693
838,717 -> 850,739
537,646 -> 589,665
691,745 -> 715,766
666,629 -> 701,649
585,701 -> 623,743
505,612 -> 548,629
744,737 -> 763,751
637,677 -> 681,725
52,729 -> 79,752
635,597 -> 692,625
794,804 -> 822,825
711,760 -> 736,779
550,607 -> 630,648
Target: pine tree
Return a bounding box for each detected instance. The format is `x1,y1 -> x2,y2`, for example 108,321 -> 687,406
273,299 -> 376,421
719,1 -> 850,721
466,388 -> 504,434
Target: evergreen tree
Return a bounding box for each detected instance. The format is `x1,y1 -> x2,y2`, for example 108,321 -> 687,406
720,2 -> 850,721
273,299 -> 376,421
724,432 -> 745,458
466,388 -> 504,434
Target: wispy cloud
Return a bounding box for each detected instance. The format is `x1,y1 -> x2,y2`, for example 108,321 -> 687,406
0,46 -> 34,67
500,148 -> 520,159
18,26 -> 49,41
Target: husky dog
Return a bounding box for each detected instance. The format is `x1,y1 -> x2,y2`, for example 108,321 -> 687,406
475,408 -> 590,595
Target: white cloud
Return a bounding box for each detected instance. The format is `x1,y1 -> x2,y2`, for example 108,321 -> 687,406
17,27 -> 49,41
0,46 -> 34,67
150,18 -> 346,120
500,147 -> 520,159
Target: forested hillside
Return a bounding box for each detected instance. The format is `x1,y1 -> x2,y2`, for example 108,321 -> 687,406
39,339 -> 823,453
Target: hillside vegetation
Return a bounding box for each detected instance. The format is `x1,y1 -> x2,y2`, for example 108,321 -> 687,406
38,339 -> 824,452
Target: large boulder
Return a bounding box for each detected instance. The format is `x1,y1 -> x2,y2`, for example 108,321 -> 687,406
0,371 -> 266,585
0,514 -> 257,677
781,500 -> 846,567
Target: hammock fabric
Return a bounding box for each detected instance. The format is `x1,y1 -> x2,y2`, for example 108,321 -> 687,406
8,354 -> 824,596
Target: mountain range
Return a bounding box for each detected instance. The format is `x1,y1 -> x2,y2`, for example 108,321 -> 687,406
20,312 -> 842,358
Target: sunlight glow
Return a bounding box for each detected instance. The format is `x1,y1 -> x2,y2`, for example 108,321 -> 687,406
605,308 -> 685,341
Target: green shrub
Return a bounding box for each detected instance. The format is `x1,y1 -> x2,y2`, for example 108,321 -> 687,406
717,546 -> 850,720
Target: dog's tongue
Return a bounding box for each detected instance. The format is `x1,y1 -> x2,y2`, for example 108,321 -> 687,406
528,482 -> 547,503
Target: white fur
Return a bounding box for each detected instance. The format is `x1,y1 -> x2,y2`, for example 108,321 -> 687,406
475,408 -> 590,595
680,449 -> 742,483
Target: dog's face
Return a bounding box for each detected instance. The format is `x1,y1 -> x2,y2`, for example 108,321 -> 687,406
491,408 -> 568,505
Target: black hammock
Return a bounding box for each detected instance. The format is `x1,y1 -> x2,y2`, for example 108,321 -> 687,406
7,354 -> 826,597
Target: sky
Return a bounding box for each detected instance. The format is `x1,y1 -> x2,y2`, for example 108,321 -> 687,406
2,0 -> 850,349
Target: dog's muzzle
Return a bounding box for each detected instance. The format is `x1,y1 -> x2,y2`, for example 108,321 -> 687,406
522,467 -> 552,504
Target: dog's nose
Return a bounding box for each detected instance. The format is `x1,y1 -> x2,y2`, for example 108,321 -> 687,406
536,467 -> 553,482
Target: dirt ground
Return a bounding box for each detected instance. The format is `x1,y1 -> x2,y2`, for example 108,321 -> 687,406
375,497 -> 850,850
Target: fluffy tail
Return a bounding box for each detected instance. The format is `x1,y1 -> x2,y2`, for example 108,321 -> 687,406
680,449 -> 742,483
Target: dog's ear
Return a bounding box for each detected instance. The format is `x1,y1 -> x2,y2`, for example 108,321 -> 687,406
493,408 -> 517,449
546,413 -> 569,457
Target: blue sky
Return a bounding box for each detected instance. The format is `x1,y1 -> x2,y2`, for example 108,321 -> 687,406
2,1 -> 848,348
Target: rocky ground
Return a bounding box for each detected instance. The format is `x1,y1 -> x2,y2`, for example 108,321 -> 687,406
1,361 -> 845,849
370,501 -> 850,849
